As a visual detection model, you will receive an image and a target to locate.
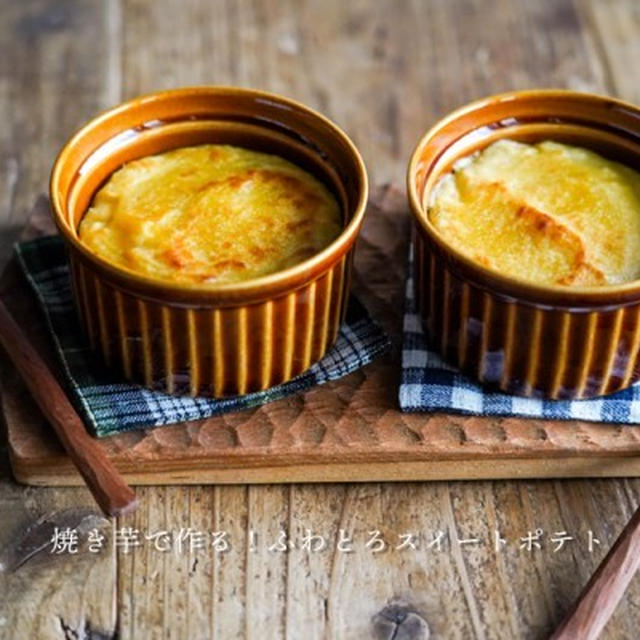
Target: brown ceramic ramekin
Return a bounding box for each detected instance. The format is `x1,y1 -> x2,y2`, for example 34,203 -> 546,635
50,87 -> 368,397
408,89 -> 640,399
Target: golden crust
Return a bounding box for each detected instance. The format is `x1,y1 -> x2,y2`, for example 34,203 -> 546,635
428,140 -> 640,287
78,144 -> 342,284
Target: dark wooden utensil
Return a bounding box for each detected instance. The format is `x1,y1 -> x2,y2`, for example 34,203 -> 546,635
0,298 -> 138,517
550,504 -> 640,639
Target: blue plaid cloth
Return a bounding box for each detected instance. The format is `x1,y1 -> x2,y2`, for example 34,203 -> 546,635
15,236 -> 390,437
399,252 -> 640,424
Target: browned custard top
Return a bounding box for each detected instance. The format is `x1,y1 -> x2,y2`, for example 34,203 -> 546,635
428,139 -> 640,286
79,144 -> 342,284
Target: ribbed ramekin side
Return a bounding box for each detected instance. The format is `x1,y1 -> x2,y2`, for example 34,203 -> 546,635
69,249 -> 352,397
413,230 -> 640,399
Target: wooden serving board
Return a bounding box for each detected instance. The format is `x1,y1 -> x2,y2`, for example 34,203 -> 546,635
4,186 -> 640,486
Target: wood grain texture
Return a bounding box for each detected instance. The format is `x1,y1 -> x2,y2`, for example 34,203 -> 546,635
2,0 -> 640,638
550,504 -> 640,640
0,1 -> 119,638
0,486 -> 115,640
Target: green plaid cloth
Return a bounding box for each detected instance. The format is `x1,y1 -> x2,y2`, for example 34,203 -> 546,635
15,236 -> 390,437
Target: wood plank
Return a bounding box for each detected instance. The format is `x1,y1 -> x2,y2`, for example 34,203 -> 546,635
579,0 -> 640,102
7,188 -> 640,489
0,0 -> 118,638
0,462 -> 115,639
112,0 -> 640,638
572,4 -> 640,635
3,0 -> 640,638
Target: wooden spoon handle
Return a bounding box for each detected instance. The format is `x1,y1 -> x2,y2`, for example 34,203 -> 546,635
550,504 -> 640,640
0,299 -> 138,517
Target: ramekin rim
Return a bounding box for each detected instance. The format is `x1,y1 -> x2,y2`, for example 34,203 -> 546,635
49,85 -> 368,300
407,88 -> 640,304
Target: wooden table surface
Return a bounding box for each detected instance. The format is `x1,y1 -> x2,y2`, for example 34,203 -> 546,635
1,1 -> 640,638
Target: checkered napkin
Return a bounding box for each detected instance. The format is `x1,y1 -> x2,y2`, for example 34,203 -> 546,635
399,252 -> 640,424
14,236 -> 390,438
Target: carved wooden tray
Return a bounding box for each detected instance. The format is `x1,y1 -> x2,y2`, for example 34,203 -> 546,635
4,187 -> 640,486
